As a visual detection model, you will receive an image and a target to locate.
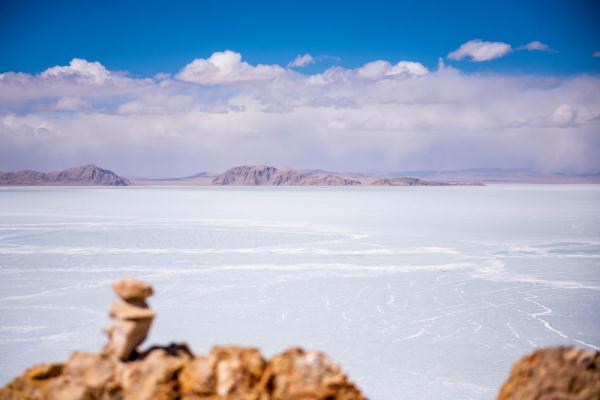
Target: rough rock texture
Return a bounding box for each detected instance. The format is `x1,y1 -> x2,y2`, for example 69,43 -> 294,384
212,165 -> 361,186
267,348 -> 365,400
0,164 -> 130,186
498,346 -> 600,400
0,279 -> 366,400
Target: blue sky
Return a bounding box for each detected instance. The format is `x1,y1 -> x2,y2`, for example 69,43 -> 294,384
1,1 -> 599,176
1,0 -> 599,76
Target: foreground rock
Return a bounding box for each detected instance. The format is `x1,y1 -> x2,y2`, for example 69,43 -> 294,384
498,346 -> 600,400
0,278 -> 366,400
0,164 -> 130,186
4,279 -> 597,400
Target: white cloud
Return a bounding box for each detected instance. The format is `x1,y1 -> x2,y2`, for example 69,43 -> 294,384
593,51 -> 600,58
1,52 -> 600,176
448,39 -> 512,61
48,97 -> 91,111
550,104 -> 578,127
40,58 -> 112,85
288,54 -> 315,68
176,50 -> 287,85
356,60 -> 428,80
520,41 -> 551,52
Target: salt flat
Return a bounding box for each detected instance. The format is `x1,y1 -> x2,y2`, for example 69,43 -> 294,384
0,185 -> 599,399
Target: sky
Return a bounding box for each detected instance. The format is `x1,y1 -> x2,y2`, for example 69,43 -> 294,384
1,0 -> 599,177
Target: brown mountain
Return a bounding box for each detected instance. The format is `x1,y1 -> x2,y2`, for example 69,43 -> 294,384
212,165 -> 361,186
0,164 -> 130,186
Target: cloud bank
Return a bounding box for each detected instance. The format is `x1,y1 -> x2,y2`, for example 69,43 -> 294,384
1,51 -> 599,177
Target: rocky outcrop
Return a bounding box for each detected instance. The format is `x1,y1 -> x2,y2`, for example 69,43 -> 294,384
211,165 -> 481,186
0,164 -> 130,186
498,346 -> 600,400
212,165 -> 361,186
6,280 -> 596,400
0,279 -> 366,400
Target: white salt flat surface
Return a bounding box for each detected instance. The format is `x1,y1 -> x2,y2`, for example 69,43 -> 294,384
0,185 -> 599,399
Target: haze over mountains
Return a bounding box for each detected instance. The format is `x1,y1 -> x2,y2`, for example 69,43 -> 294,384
2,164 -> 599,186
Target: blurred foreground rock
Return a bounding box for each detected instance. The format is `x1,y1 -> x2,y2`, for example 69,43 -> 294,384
0,278 -> 366,400
498,346 -> 600,400
3,278 -> 599,400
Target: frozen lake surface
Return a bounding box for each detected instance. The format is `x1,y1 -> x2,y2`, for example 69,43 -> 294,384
0,185 -> 599,399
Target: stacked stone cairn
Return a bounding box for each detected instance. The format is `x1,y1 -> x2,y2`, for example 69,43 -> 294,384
104,278 -> 155,361
0,278 -> 367,400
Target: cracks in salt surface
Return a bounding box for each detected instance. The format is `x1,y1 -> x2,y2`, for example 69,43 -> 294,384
393,328 -> 427,342
520,295 -> 600,351
506,323 -> 520,339
524,296 -> 568,339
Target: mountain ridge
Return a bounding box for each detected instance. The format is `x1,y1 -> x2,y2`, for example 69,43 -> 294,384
0,164 -> 130,186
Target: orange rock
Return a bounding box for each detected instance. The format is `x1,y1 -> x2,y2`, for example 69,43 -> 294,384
265,347 -> 366,400
179,346 -> 266,399
497,346 -> 600,400
109,299 -> 155,320
119,347 -> 190,400
0,278 -> 367,400
112,278 -> 153,301
104,318 -> 153,361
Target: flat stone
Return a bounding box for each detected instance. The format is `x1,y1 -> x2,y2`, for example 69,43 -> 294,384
112,279 -> 153,301
109,300 -> 155,320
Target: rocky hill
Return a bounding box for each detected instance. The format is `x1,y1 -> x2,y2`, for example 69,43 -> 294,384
0,164 -> 130,186
211,165 -> 484,186
212,165 -> 361,186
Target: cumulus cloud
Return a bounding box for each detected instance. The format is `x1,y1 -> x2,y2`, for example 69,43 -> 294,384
288,54 -> 315,68
355,60 -> 428,79
40,58 -> 112,84
448,39 -> 512,61
520,41 -> 552,52
176,50 -> 288,84
1,52 -> 600,176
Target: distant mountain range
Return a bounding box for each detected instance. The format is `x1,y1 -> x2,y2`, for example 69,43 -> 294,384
2,164 -> 598,186
211,165 -> 362,186
0,164 -> 130,186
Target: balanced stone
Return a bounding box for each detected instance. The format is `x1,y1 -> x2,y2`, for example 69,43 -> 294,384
104,278 -> 154,361
112,278 -> 153,301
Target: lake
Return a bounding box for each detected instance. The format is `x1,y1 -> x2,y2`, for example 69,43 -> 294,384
0,185 -> 599,399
